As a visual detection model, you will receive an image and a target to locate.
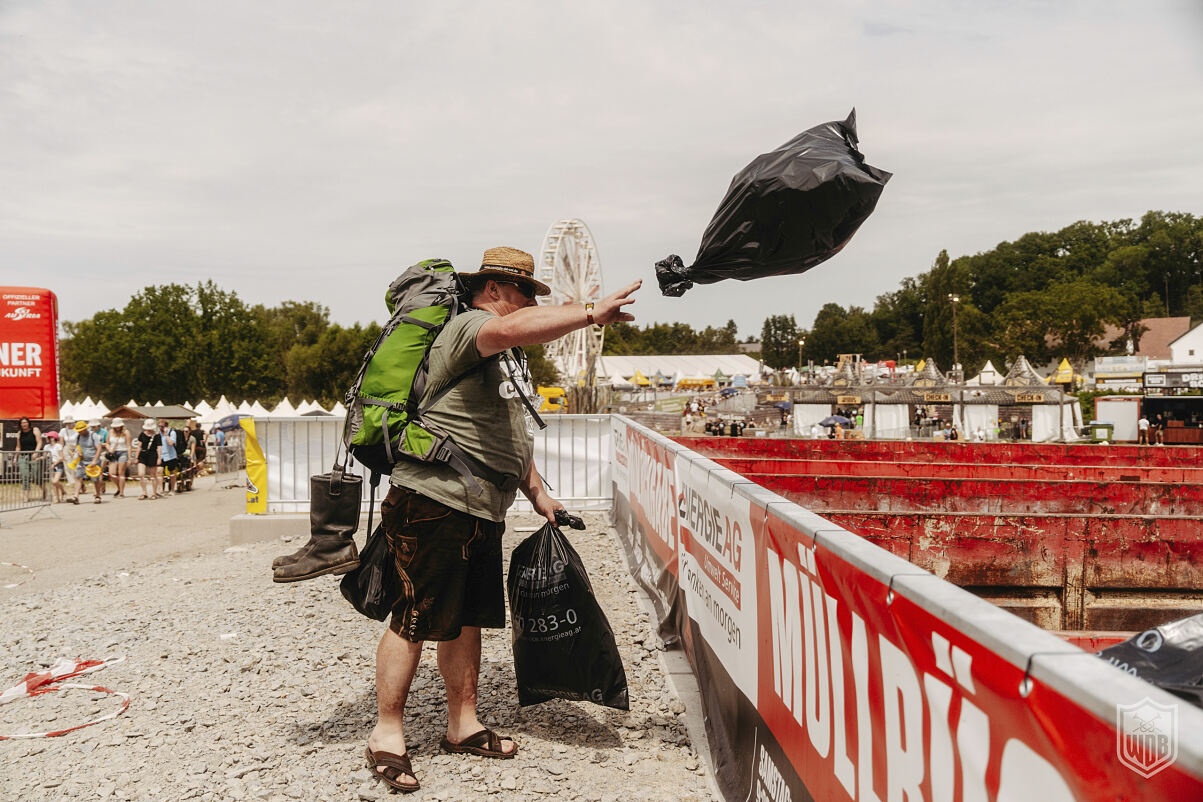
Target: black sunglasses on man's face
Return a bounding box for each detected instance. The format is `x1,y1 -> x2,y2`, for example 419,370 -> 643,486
495,280 -> 536,300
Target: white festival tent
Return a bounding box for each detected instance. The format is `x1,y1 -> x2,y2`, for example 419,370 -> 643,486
966,360 -> 1003,386
271,398 -> 297,417
598,354 -> 764,386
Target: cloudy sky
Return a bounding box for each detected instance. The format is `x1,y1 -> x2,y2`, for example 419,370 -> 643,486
3,1 -> 1202,340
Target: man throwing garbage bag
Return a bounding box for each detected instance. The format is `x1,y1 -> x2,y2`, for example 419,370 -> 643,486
363,247 -> 641,794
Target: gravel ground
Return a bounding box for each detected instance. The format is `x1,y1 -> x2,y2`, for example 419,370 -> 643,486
1,506 -> 716,802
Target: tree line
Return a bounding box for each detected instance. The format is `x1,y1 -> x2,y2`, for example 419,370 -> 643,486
60,282 -> 558,406
60,210 -> 1200,401
760,210 -> 1203,371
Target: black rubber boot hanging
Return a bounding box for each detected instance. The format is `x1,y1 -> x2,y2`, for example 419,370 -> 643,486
273,466 -> 362,583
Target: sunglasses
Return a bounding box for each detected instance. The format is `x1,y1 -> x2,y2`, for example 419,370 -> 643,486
495,280 -> 536,300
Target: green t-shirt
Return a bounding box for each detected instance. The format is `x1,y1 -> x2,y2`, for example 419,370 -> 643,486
389,309 -> 535,522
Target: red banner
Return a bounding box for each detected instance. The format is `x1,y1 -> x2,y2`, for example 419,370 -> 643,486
754,507 -> 1203,801
610,418 -> 1203,802
0,287 -> 59,420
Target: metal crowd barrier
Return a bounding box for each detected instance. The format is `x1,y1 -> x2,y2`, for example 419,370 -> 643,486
253,415 -> 612,514
0,449 -> 52,522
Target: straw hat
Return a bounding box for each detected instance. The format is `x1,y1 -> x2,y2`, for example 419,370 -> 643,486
142,419 -> 156,431
462,246 -> 551,297
111,418 -> 124,429
74,420 -> 89,432
85,464 -> 102,479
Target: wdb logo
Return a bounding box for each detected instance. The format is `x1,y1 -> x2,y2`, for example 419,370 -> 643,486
1116,697 -> 1178,778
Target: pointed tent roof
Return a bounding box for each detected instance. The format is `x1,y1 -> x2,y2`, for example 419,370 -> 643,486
237,400 -> 253,413
248,400 -> 270,416
212,397 -> 237,418
272,398 -> 297,417
632,371 -> 650,386
829,359 -> 858,386
331,401 -> 347,416
966,360 -> 1002,386
1052,358 -> 1073,384
1004,355 -> 1047,386
910,358 -> 946,386
193,400 -> 214,415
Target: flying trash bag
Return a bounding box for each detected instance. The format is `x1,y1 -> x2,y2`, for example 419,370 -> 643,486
507,522 -> 629,709
655,109 -> 891,297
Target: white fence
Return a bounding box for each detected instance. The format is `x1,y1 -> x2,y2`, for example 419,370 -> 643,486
1,450 -> 52,519
253,415 -> 612,514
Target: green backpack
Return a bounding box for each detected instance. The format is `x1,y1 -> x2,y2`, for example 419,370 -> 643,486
342,258 -> 544,499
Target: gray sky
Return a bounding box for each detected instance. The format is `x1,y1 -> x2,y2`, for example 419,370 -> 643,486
4,1 -> 1202,340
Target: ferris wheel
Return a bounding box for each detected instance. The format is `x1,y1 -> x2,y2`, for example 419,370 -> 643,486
538,218 -> 604,385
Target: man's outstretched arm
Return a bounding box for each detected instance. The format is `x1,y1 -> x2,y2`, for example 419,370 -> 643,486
476,280 -> 642,357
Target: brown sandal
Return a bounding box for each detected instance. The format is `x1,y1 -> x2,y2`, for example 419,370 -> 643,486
439,728 -> 517,759
365,746 -> 419,793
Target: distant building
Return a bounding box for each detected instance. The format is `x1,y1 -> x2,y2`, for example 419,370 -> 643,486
1169,320 -> 1203,365
1100,316 -> 1191,360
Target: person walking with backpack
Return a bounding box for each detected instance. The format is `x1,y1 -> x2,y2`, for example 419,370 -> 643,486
360,248 -> 640,794
71,419 -> 105,504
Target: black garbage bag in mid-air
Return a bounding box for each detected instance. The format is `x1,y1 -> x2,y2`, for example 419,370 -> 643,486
656,109 -> 892,297
507,522 -> 629,710
1096,612 -> 1203,708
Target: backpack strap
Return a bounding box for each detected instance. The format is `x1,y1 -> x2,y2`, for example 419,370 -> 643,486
499,348 -> 547,430
433,438 -> 521,494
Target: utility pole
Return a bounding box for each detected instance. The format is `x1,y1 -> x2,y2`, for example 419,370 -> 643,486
948,293 -> 960,375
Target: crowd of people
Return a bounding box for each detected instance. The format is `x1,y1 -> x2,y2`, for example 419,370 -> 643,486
9,416 -> 213,505
679,395 -> 781,437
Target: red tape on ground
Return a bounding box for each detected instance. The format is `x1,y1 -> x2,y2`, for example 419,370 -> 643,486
0,656 -> 129,740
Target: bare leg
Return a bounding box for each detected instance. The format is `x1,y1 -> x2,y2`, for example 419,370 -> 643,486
438,627 -> 515,754
114,462 -> 126,495
368,628 -> 423,785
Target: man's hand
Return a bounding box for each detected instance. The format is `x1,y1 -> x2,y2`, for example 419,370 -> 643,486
529,487 -> 564,525
593,280 -> 642,326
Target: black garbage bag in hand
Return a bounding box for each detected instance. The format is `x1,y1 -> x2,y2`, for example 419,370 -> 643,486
340,524 -> 401,621
656,109 -> 892,297
1096,612 -> 1203,708
507,522 -> 629,710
